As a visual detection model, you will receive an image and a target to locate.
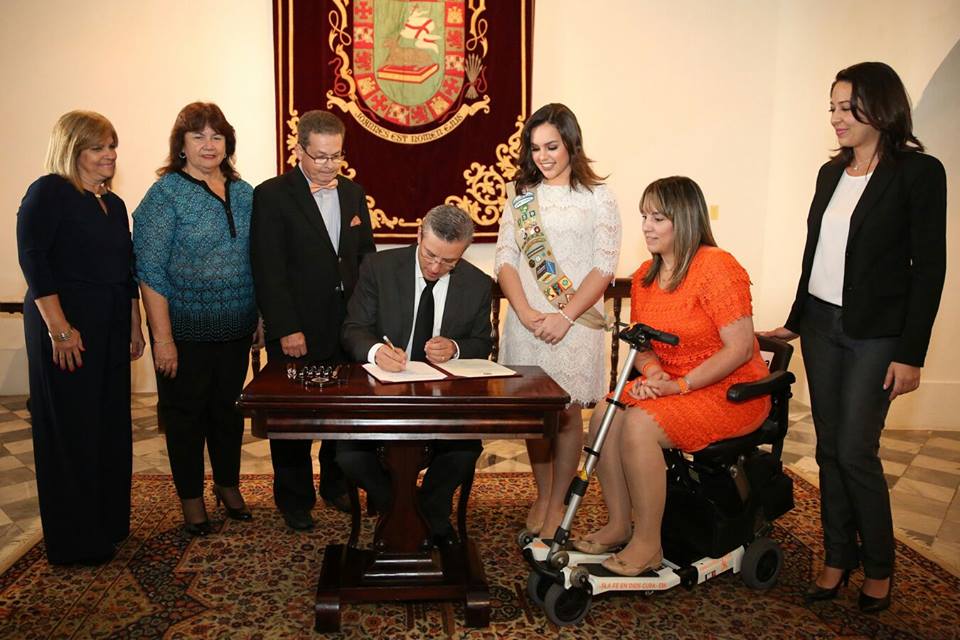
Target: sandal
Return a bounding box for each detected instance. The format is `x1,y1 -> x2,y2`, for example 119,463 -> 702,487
600,549 -> 663,577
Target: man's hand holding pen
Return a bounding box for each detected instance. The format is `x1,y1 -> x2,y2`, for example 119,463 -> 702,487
376,335 -> 408,372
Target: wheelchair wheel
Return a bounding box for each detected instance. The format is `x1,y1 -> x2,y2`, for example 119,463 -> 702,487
741,537 -> 783,590
543,583 -> 592,627
526,571 -> 553,607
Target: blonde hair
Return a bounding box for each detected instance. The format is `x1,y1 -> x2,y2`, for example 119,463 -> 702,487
640,176 -> 717,292
44,110 -> 118,192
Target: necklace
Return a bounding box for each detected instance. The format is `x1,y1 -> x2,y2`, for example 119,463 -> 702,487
90,183 -> 106,199
851,154 -> 875,173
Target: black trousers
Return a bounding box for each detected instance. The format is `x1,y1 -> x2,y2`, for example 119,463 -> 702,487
336,439 -> 482,536
800,297 -> 897,579
156,337 -> 250,499
25,290 -> 132,564
265,342 -> 345,512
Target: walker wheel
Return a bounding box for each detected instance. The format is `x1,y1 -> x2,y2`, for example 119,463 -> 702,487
517,529 -> 536,548
543,584 -> 592,627
741,537 -> 783,590
570,565 -> 592,589
526,571 -> 553,607
548,550 -> 570,570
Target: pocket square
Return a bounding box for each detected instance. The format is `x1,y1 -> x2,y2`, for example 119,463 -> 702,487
350,215 -> 362,227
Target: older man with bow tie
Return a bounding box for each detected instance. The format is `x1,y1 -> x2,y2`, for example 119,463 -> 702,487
250,110 -> 377,531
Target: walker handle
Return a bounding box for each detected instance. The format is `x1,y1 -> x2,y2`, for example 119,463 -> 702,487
618,321 -> 680,347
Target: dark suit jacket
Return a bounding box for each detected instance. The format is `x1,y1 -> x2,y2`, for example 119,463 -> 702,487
785,151 -> 946,367
341,245 -> 493,362
250,169 -> 376,361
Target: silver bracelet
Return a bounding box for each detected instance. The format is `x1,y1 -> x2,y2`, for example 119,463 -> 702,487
558,309 -> 575,326
48,327 -> 73,342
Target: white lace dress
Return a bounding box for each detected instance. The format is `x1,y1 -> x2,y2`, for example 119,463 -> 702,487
494,183 -> 622,404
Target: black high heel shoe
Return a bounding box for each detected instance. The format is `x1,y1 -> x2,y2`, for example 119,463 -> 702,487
183,520 -> 213,537
181,497 -> 212,536
858,575 -> 892,613
213,485 -> 253,521
803,568 -> 851,603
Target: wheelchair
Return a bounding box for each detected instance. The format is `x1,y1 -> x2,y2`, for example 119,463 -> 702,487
521,323 -> 796,627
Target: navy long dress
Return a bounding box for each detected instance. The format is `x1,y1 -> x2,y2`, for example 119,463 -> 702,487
16,174 -> 136,565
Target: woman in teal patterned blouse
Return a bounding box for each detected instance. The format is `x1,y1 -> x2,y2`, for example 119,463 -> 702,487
133,102 -> 260,536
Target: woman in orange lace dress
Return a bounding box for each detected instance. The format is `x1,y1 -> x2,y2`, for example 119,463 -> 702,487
572,176 -> 770,576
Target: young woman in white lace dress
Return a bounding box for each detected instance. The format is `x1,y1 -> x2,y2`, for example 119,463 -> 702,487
495,103 -> 621,539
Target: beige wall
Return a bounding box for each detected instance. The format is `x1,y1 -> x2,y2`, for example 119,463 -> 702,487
1,1 -> 957,427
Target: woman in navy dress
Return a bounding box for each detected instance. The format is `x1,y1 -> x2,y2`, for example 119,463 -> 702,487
16,111 -> 145,565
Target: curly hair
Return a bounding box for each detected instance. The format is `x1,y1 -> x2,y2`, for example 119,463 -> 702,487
514,103 -> 605,193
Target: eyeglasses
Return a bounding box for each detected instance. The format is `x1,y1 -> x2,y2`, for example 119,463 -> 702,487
300,145 -> 345,165
419,243 -> 460,268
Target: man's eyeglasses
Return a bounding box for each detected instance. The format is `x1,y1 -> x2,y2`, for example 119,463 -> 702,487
419,244 -> 460,268
300,145 -> 345,165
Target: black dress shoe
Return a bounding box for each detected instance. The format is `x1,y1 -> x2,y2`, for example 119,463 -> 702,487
858,577 -> 892,613
282,509 -> 315,531
431,530 -> 461,549
322,493 -> 352,513
183,520 -> 213,537
803,568 -> 851,603
213,485 -> 253,521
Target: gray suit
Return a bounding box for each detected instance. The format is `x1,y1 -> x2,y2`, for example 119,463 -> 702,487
339,245 -> 492,539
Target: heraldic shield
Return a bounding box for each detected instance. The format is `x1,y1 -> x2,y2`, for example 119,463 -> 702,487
356,1 -> 463,125
274,0 -> 533,242
343,0 -> 474,135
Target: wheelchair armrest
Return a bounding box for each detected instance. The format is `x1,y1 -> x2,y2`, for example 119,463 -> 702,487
726,370 -> 795,402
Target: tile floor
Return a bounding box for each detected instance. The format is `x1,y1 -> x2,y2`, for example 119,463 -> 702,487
1,394 -> 958,575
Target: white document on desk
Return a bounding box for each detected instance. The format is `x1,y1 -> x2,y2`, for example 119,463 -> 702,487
362,361 -> 448,384
436,359 -> 517,378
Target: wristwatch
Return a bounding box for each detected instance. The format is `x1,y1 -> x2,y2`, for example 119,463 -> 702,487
48,327 -> 73,342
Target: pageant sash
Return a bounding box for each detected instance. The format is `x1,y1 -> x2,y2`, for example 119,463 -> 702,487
505,182 -> 612,331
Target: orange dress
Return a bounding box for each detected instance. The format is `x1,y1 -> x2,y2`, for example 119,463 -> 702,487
619,247 -> 770,452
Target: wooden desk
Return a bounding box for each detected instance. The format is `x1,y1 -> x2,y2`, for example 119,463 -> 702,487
236,361 -> 568,632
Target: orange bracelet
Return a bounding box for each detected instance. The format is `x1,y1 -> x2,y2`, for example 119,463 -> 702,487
676,376 -> 691,394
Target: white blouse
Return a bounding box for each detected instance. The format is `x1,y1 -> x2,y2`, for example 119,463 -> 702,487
808,170 -> 873,306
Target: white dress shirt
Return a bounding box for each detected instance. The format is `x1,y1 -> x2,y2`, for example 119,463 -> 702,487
299,164 -> 341,255
366,247 -> 460,363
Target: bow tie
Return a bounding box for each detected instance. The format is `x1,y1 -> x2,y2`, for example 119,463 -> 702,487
309,178 -> 339,194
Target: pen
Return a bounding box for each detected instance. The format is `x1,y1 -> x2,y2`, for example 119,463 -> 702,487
382,335 -> 407,370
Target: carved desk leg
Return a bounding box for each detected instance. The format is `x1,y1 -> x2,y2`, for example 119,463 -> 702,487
374,442 -> 432,552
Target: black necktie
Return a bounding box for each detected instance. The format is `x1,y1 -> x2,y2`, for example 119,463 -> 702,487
410,279 -> 437,361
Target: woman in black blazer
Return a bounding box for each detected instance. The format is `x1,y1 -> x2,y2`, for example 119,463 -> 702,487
764,62 -> 946,613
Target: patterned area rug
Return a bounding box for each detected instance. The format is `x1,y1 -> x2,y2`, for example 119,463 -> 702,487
1,472 -> 958,639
